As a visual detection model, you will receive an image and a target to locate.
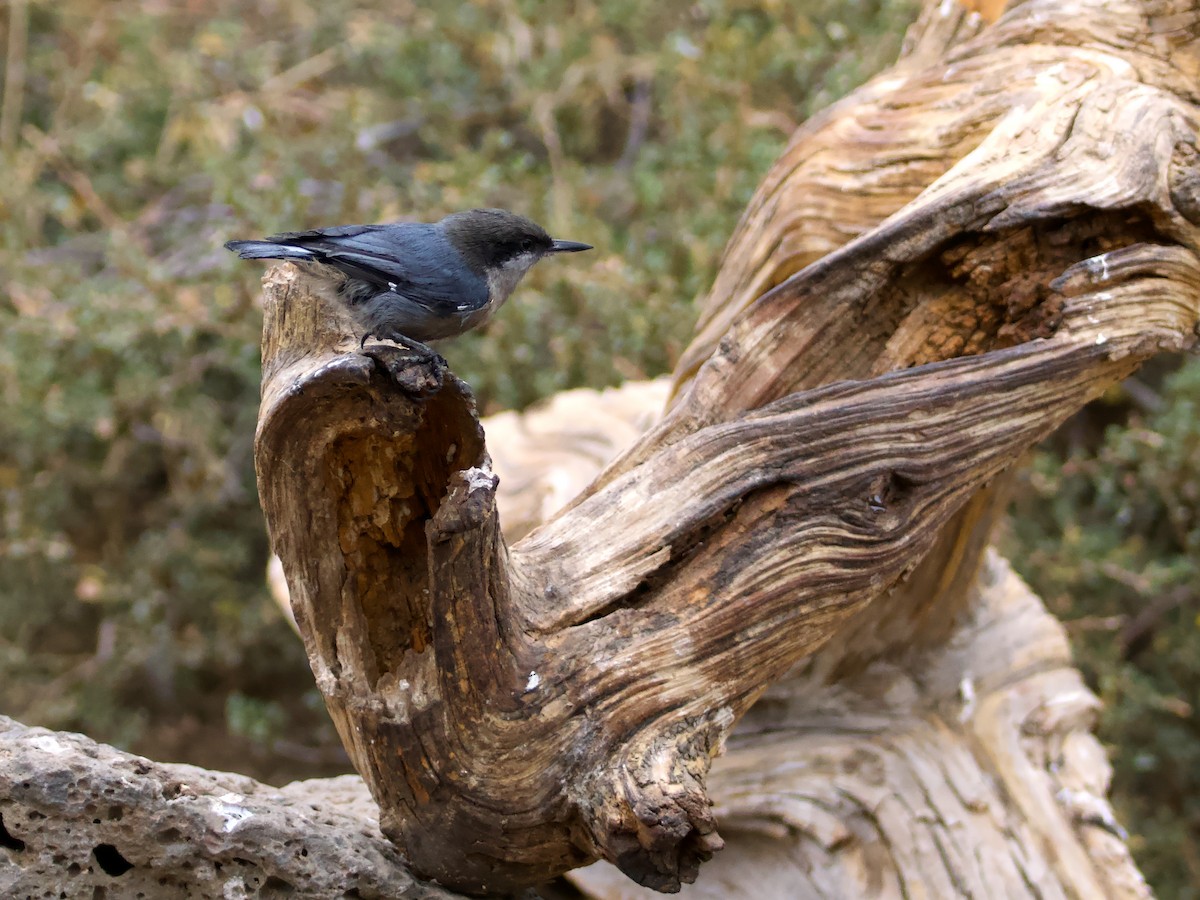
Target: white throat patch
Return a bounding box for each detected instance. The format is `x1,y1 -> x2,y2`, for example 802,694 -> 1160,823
486,251 -> 541,309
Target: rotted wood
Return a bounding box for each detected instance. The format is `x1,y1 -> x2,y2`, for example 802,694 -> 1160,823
254,0 -> 1200,895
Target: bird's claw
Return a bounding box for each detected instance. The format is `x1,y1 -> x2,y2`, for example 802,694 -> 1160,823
359,338 -> 446,395
359,331 -> 446,369
386,332 -> 447,370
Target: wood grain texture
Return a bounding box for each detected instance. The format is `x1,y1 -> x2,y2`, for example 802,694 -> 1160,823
254,0 -> 1200,894
570,555 -> 1149,900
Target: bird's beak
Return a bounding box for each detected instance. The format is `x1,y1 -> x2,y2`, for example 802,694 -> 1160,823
549,239 -> 593,253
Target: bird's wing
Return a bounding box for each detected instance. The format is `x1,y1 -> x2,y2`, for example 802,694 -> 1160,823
267,223 -> 490,313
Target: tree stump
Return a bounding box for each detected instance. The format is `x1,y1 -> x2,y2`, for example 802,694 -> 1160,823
250,0 -> 1200,895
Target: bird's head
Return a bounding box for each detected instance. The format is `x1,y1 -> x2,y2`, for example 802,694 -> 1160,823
440,208 -> 591,300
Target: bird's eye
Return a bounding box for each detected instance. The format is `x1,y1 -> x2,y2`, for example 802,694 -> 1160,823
520,238 -> 534,252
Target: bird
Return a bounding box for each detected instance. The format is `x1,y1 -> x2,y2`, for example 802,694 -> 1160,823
225,208 -> 592,358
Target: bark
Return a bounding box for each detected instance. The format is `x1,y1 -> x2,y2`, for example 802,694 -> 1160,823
253,0 -> 1200,895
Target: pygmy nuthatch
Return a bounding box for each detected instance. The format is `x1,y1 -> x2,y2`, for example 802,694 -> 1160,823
225,208 -> 592,356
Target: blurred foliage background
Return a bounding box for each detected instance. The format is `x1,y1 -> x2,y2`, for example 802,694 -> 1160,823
0,0 -> 1196,894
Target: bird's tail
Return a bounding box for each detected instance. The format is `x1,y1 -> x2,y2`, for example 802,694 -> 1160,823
224,239 -> 314,261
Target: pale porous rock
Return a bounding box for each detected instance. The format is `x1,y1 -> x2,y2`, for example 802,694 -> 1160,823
0,716 -> 463,899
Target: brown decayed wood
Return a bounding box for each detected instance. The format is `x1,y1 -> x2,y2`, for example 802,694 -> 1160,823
254,0 -> 1200,894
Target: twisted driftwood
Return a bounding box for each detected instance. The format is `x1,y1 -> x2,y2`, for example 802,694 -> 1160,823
5,1 -> 1191,897
253,0 -> 1200,894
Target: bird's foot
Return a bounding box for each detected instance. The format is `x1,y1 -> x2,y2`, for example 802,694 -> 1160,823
360,331 -> 448,370
359,334 -> 446,395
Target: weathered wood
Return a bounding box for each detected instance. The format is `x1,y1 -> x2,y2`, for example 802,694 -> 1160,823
570,553 -> 1148,900
255,0 -> 1200,894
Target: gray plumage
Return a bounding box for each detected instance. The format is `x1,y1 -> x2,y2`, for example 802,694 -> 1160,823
225,208 -> 591,346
